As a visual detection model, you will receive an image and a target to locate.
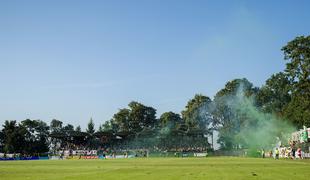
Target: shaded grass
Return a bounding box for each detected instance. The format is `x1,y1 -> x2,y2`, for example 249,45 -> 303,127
0,157 -> 309,180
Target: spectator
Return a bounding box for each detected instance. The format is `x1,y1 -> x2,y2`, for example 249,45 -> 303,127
261,149 -> 265,158
275,148 -> 279,160
297,148 -> 302,159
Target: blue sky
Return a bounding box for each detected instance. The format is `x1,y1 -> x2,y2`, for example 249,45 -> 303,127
1,0 -> 309,129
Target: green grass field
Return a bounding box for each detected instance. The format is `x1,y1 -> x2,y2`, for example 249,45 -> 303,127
0,157 -> 309,180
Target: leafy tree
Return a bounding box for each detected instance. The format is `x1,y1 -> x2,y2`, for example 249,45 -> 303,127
128,101 -> 157,132
182,94 -> 212,131
281,35 -> 310,127
63,124 -> 74,132
21,119 -> 49,154
179,95 -> 213,150
282,36 -> 310,84
101,120 -> 112,132
256,72 -> 291,114
284,93 -> 310,127
159,111 -> 182,129
50,119 -> 63,133
102,101 -> 158,147
213,78 -> 258,149
113,108 -> 130,132
49,119 -> 67,153
158,111 -> 183,149
111,101 -> 157,134
1,120 -> 27,154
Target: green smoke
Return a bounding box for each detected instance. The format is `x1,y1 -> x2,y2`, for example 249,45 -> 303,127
221,84 -> 295,154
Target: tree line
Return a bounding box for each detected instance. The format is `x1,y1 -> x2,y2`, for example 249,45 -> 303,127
0,36 -> 309,154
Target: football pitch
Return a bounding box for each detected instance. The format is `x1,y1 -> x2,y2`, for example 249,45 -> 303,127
0,157 -> 309,180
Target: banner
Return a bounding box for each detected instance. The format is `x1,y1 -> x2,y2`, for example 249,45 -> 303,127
194,153 -> 208,157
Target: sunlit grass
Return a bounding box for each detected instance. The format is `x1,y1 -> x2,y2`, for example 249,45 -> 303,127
0,157 -> 309,180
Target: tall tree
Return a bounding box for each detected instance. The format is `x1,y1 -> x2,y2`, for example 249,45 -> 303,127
281,36 -> 310,127
113,108 -> 131,132
21,119 -> 49,154
50,119 -> 63,133
1,120 -> 27,154
256,72 -> 291,114
181,94 -> 212,131
128,101 -> 157,132
282,36 -> 310,85
159,111 -> 182,129
101,120 -> 112,132
213,78 -> 258,149
159,111 -> 183,148
63,124 -> 74,132
49,119 -> 65,153
86,118 -> 95,134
